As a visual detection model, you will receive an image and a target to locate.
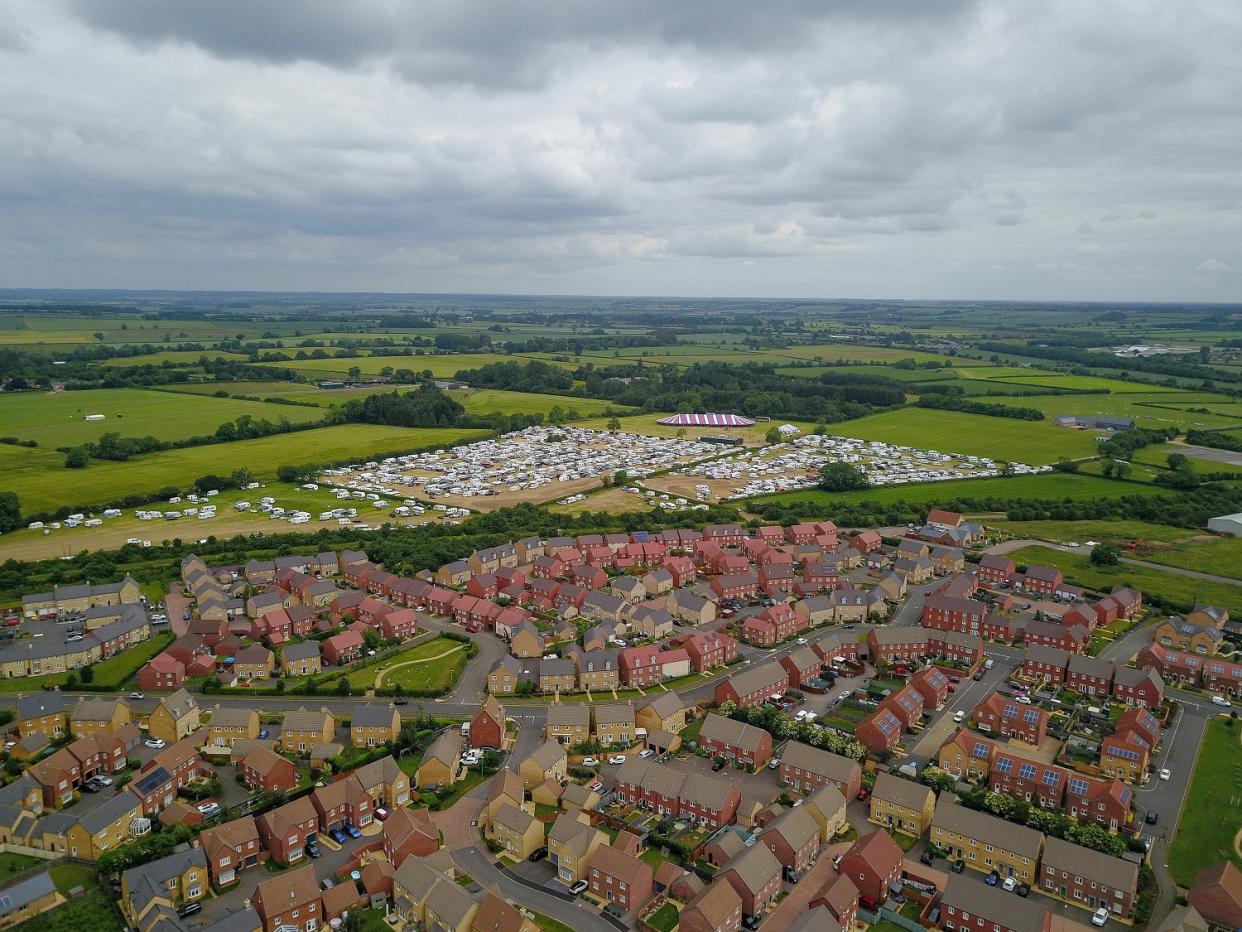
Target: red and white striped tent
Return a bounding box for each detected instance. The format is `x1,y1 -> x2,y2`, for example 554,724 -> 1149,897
656,413 -> 755,427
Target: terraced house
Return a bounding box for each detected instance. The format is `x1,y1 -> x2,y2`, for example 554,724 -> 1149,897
1040,836 -> 1138,918
778,740 -> 863,799
869,773 -> 935,838
931,796 -> 1043,884
698,712 -> 773,769
66,788 -> 146,859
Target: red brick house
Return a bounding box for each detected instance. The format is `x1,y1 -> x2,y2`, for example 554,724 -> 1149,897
1203,659 -> 1242,698
838,830 -> 903,909
1022,620 -> 1088,653
379,608 -> 419,642
1021,564 -> 1063,595
778,740 -> 862,798
240,745 -> 298,793
909,667 -> 950,710
382,805 -> 439,868
679,880 -> 743,932
588,844 -> 654,912
921,594 -> 988,635
988,751 -> 1067,808
1040,836 -> 1138,918
1066,654 -> 1114,697
198,816 -> 264,886
137,653 -> 186,691
977,553 -> 1015,586
1110,586 -> 1143,619
683,631 -> 737,671
972,692 -> 1047,745
619,645 -> 663,687
811,874 -> 860,931
256,797 -> 319,865
252,866 -> 322,932
142,739 -> 209,796
855,707 -> 903,755
1110,665 -> 1165,708
849,530 -> 882,554
713,661 -> 788,709
1135,644 -> 1202,686
322,629 -> 365,666
719,845 -> 783,919
662,556 -> 697,587
1065,775 -> 1132,831
469,696 -> 505,751
698,713 -> 773,769
1022,645 -> 1071,683
879,684 -> 925,731
758,806 -> 820,874
779,646 -> 822,687
711,572 -> 758,602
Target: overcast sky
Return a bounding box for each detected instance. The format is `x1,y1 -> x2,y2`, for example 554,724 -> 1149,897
0,1 -> 1239,301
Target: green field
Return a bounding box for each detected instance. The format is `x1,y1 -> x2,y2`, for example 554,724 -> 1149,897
752,472 -> 1166,509
821,408 -> 1101,463
0,388 -> 325,447
0,632 -> 175,694
775,364 -> 959,382
2,424 -> 489,514
346,637 -> 470,693
100,349 -> 253,366
987,519 -> 1203,546
1003,545 -> 1242,617
260,353 -> 528,379
1136,535 -> 1242,582
956,366 -> 1183,394
1169,719 -> 1241,886
978,393 -> 1242,432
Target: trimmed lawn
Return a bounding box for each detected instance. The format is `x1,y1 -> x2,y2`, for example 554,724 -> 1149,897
640,846 -> 675,870
1004,545 -> 1242,617
646,902 -> 680,932
531,914 -> 576,932
355,908 -> 393,932
1169,719 -> 1242,886
0,852 -> 43,876
49,863 -> 98,895
346,637 -> 469,691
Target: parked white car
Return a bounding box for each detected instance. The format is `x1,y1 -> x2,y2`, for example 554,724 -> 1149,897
607,755 -> 626,765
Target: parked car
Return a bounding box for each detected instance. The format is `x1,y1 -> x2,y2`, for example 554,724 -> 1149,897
920,849 -> 936,865
81,780 -> 101,794
1015,695 -> 1032,704
768,757 -> 782,770
375,808 -> 389,821
1145,810 -> 1158,825
93,774 -> 114,787
145,738 -> 166,749
581,757 -> 599,767
639,749 -> 655,759
528,847 -> 548,862
1015,883 -> 1031,898
328,828 -> 348,844
258,729 -> 270,739
178,903 -> 202,919
1002,877 -> 1016,892
321,877 -> 335,891
589,781 -> 604,793
953,710 -> 965,723
129,691 -> 145,700
973,670 -> 985,681
306,842 -> 321,859
1159,768 -> 1172,781
856,788 -> 870,802
343,822 -> 361,839
197,802 -> 222,818
951,859 -> 965,874
712,759 -> 727,772
569,880 -> 589,896
607,755 -> 626,765
985,871 -> 999,887
1091,908 -> 1110,927
1212,695 -> 1232,707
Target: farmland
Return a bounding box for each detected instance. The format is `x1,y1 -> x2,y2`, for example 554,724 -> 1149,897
2,424 -> 490,514
0,388 -> 325,447
1002,545 -> 1242,617
986,519 -> 1205,546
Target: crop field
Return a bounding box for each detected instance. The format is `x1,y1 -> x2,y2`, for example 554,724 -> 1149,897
0,388 -> 326,447
1003,545 -> 1242,617
260,352 -> 533,379
826,408 -> 1100,463
750,471 -> 1165,509
776,344 -> 985,365
100,349 -> 253,366
2,424 -> 490,514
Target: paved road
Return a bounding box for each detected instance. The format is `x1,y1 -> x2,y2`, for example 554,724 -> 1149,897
453,844 -> 616,932
985,539 -> 1242,588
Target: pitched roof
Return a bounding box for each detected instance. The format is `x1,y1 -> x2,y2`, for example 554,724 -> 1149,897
761,805 -> 819,852
872,772 -> 933,813
932,795 -> 1043,859
1042,835 -> 1138,893
1190,862 -> 1242,930
941,874 -> 1049,932
685,881 -> 742,927
352,704 -> 397,728
780,741 -> 858,785
525,740 -> 566,772
698,712 -> 768,754
723,843 -> 781,894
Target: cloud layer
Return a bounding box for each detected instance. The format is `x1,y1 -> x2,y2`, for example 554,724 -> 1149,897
0,0 -> 1238,300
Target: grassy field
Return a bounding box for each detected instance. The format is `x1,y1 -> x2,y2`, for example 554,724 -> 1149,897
0,388 -> 325,447
975,393 -> 1242,432
1132,444 -> 1242,475
346,637 -> 469,692
955,366 -> 1181,394
0,852 -> 43,876
2,424 -> 490,514
49,863 -> 98,894
987,520 -> 1204,545
1003,546 -> 1242,617
1136,535 -> 1242,582
775,364 -> 959,382
1169,719 -> 1241,886
100,349 -> 253,366
261,353 -> 526,379
826,408 -> 1100,463
752,472 -> 1166,510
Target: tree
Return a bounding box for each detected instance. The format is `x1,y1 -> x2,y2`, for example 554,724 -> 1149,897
0,491 -> 19,534
80,665 -> 94,684
1090,542 -> 1121,566
335,676 -> 352,696
766,426 -> 783,445
1167,453 -> 1188,471
347,366 -> 363,382
1113,460 -> 1131,481
606,416 -> 622,432
1053,457 -> 1079,473
64,447 -> 90,468
817,462 -> 870,492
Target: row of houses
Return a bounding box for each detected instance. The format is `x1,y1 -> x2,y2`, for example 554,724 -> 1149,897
540,692 -> 689,749
0,604 -> 153,680
1021,645 -> 1166,708
20,574 -> 143,619
1137,643 -> 1242,697
938,730 -> 1135,831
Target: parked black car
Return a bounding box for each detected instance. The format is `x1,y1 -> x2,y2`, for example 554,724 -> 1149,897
712,759 -> 726,771
306,841 -> 321,859
528,847 -> 548,862
951,859 -> 965,874
920,849 -> 936,865
1016,884 -> 1031,898
1145,810 -> 1159,825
